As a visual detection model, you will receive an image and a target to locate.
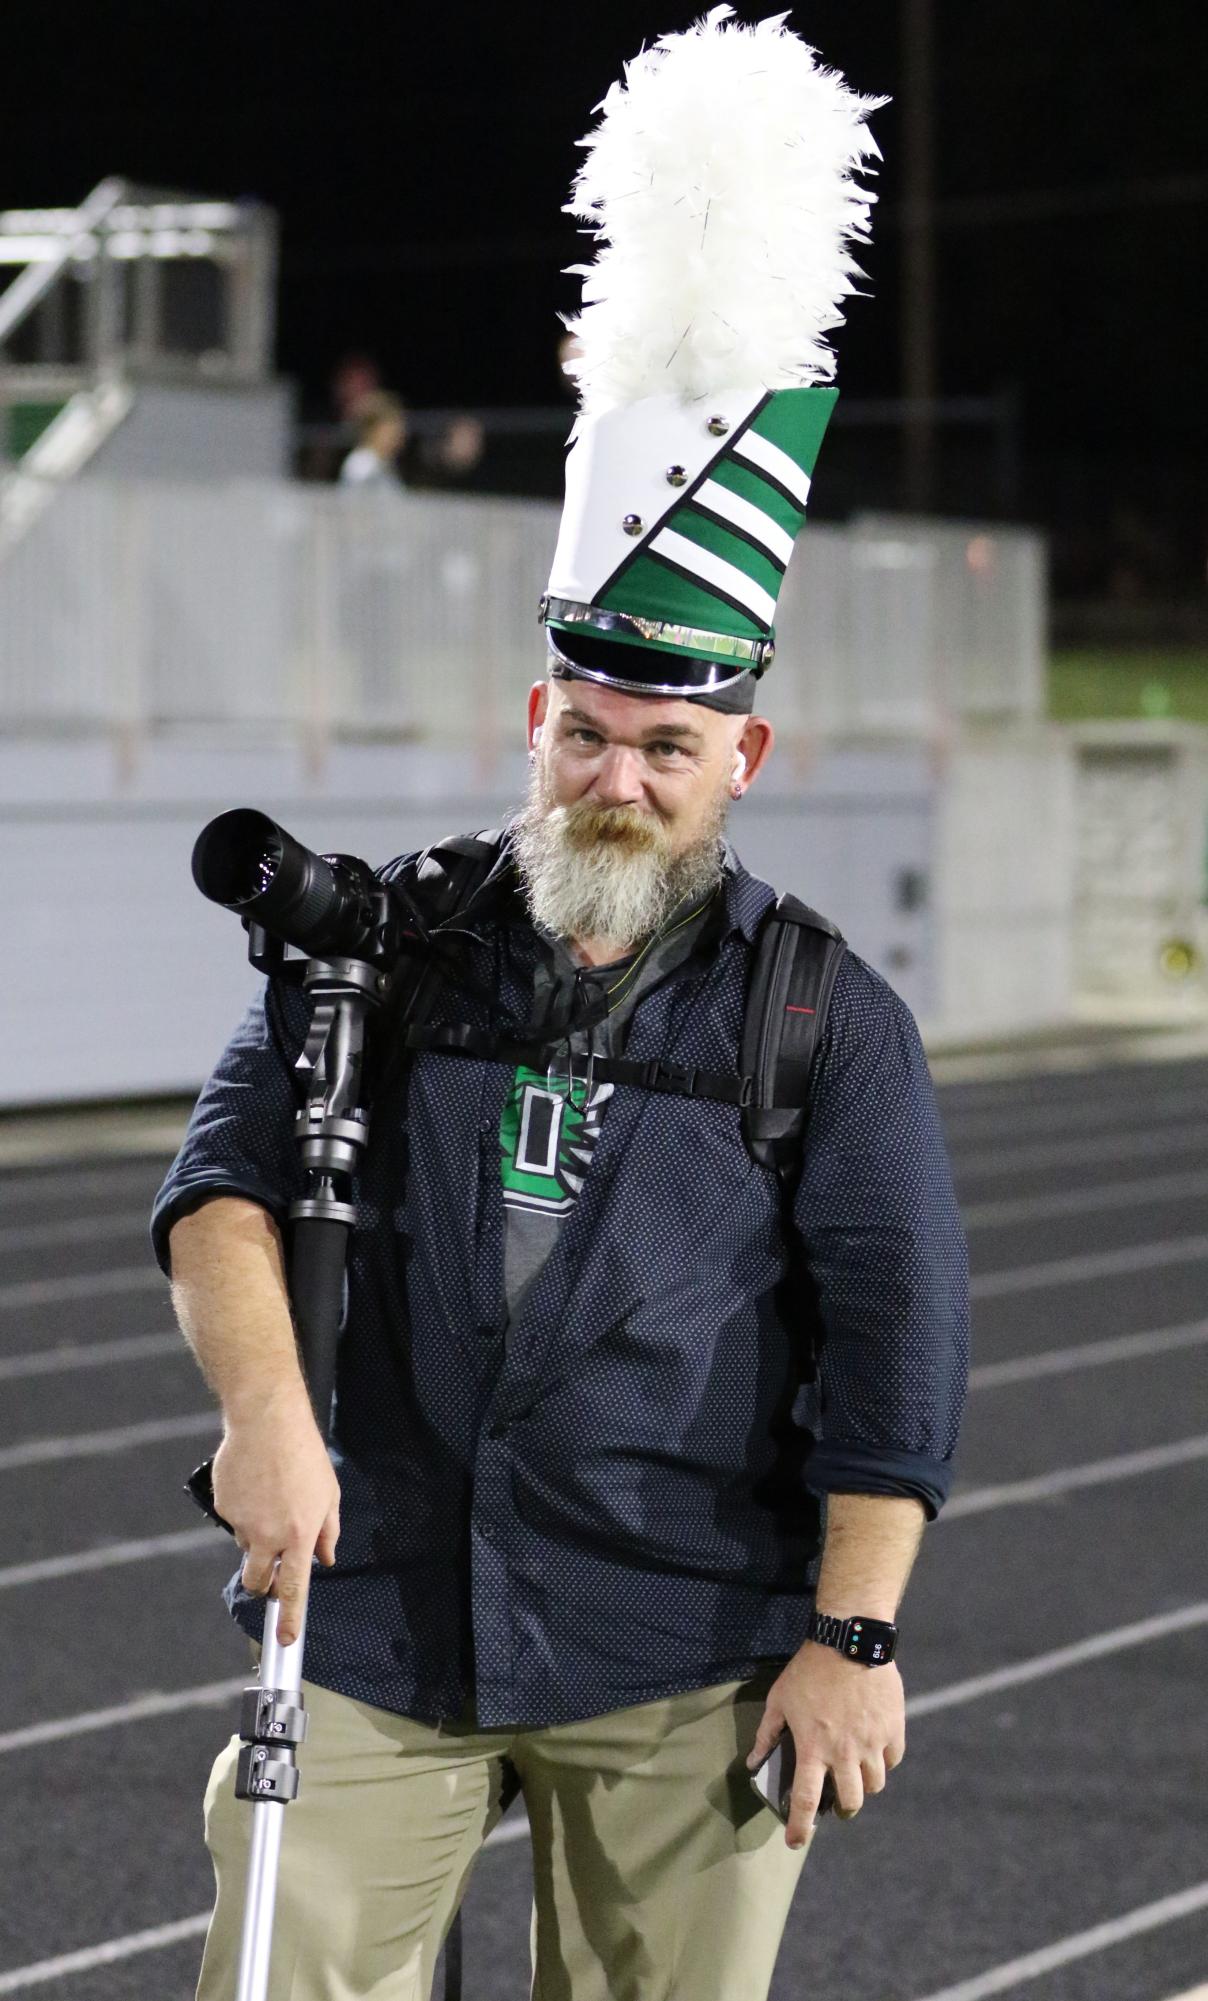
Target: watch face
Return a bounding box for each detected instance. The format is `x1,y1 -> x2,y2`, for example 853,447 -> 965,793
848,1619 -> 897,1665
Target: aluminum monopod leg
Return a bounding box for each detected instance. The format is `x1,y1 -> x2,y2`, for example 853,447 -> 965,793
233,1595 -> 310,2001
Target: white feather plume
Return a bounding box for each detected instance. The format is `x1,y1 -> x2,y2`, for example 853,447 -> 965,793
562,7 -> 888,417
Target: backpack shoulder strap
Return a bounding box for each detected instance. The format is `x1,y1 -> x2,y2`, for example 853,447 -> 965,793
740,892 -> 847,1179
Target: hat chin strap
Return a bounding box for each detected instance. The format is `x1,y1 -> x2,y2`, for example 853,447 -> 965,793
546,638 -> 743,699
545,634 -> 759,716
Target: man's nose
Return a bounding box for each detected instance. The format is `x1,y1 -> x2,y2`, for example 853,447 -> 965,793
591,745 -> 646,804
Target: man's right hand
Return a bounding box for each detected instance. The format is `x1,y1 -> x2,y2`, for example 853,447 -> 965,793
211,1386 -> 342,1647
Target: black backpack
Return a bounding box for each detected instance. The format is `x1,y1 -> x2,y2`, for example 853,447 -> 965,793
375,829 -> 847,1193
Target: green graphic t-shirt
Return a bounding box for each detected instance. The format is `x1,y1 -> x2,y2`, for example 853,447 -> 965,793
499,1065 -> 614,1217
498,893 -> 718,1323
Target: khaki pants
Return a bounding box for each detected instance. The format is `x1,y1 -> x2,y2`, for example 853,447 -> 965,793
197,1666 -> 812,2001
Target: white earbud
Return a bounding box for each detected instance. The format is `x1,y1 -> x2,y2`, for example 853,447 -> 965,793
731,750 -> 747,788
532,724 -> 544,748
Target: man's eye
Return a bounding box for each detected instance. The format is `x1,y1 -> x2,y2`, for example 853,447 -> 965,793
649,741 -> 685,759
569,728 -> 603,746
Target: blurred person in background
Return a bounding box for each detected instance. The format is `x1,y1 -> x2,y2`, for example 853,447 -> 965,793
411,410 -> 487,489
153,18 -> 968,2001
330,349 -> 384,425
338,390 -> 408,487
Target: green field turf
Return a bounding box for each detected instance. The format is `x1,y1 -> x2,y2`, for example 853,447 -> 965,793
1049,649 -> 1208,724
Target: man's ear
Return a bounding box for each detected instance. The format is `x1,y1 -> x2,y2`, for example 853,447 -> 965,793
732,715 -> 774,793
528,679 -> 550,751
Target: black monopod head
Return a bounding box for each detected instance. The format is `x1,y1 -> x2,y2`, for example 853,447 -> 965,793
191,809 -> 381,961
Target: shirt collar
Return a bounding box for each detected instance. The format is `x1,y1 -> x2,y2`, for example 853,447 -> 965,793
717,840 -> 777,945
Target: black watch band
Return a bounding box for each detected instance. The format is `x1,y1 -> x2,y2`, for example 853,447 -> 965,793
806,1609 -> 898,1666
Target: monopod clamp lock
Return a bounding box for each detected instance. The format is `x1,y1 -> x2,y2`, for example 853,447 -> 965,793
235,1685 -> 309,1803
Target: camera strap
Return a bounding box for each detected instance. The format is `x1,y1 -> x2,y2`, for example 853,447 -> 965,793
379,836 -> 847,1135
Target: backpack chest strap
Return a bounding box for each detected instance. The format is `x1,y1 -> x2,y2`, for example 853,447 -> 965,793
403,1022 -> 755,1107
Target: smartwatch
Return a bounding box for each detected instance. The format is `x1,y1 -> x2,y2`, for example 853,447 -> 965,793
805,1608 -> 898,1666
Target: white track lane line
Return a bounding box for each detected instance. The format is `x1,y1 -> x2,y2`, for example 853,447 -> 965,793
971,1233 -> 1208,1298
6,1226 -> 1204,1320
932,1038 -> 1208,1084
0,1164 -> 169,1208
0,1914 -> 211,1994
6,1602 -> 1200,1979
944,1435 -> 1208,1518
943,1089 -> 1208,1143
479,1600 -> 1208,1848
907,1881 -> 1208,2001
937,1060 -> 1208,1104
1162,1988 -> 1208,1999
3,1411 -> 1207,1599
0,1528 -> 218,1592
906,1601 -> 1208,1715
956,1123 -> 1208,1180
962,1166 -> 1208,1229
4,1433 -> 1198,1596
969,1317 -> 1208,1389
4,1592 -> 1192,1984
0,1267 -> 163,1309
0,1679 -> 245,1754
0,1092 -> 1198,1979
2,1597 -> 1199,1762
1,1155 -> 1201,1246
0,1331 -> 180,1381
0,1209 -> 150,1254
0,1411 -> 215,1472
3,1311 -> 1204,1396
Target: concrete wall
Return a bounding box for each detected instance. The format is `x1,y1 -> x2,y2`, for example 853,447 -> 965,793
0,736 -> 949,1107
82,382 -> 294,481
932,727 -> 1077,1038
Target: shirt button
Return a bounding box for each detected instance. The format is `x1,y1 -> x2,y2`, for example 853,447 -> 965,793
488,1420 -> 509,1440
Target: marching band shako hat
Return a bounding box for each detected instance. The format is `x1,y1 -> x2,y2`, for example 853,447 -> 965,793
541,7 -> 887,711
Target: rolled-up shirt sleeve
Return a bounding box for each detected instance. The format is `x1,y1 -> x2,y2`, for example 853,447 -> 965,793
150,978 -> 314,1276
794,953 -> 969,1519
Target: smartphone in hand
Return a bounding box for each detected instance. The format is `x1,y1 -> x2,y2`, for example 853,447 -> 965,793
748,1733 -> 836,1825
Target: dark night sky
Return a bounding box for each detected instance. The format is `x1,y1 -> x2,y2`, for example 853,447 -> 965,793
4,3 -> 1207,533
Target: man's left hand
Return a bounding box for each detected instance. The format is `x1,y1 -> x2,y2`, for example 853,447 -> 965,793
745,1642 -> 906,1849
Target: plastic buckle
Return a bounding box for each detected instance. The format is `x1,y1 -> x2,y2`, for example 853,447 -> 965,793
645,1060 -> 697,1097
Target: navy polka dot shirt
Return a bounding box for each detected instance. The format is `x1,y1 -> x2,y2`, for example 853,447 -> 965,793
152,845 -> 968,1728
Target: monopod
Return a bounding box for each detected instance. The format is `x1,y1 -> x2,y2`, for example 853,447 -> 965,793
185,810 -> 465,2001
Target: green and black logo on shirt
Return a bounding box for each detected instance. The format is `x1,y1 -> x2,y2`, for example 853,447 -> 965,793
499,1065 -> 613,1216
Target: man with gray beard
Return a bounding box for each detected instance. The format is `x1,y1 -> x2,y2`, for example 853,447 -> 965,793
155,643 -> 968,2001
153,21 -> 966,1992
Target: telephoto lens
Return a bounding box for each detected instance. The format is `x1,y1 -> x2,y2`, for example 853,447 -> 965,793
191,809 -> 381,960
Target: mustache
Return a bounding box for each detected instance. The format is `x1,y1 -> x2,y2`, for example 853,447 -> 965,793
557,803 -> 665,855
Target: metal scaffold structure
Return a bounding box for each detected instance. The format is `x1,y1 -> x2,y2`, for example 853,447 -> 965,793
0,179 -> 278,550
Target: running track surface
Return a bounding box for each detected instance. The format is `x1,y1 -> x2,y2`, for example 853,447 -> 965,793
0,1055 -> 1206,2001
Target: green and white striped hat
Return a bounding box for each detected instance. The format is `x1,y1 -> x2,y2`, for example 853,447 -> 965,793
540,8 -> 885,705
